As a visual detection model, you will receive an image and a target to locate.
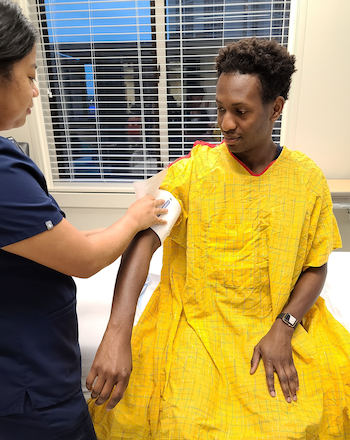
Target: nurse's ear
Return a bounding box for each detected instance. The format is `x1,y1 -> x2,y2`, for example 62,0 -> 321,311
270,96 -> 285,122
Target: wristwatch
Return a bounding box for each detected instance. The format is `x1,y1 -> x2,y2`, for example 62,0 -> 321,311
277,312 -> 298,329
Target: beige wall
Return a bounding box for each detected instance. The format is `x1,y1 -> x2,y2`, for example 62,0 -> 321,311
53,192 -> 135,231
282,0 -> 350,179
280,0 -> 350,250
4,0 -> 350,251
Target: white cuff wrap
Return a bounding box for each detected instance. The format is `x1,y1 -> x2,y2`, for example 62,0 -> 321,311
150,189 -> 181,244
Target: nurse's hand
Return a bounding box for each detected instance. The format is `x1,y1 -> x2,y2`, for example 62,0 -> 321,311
86,327 -> 132,411
127,195 -> 168,231
249,320 -> 299,404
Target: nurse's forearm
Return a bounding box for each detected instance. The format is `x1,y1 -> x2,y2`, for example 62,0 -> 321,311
81,228 -> 106,236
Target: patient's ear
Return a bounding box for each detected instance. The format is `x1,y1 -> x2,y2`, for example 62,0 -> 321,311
270,96 -> 285,121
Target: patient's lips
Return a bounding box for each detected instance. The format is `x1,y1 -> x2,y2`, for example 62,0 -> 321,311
223,132 -> 241,144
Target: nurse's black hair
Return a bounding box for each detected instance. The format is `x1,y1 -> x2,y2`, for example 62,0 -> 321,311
0,0 -> 38,81
215,37 -> 296,104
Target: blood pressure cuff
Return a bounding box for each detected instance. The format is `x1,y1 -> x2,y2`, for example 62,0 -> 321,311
150,189 -> 181,244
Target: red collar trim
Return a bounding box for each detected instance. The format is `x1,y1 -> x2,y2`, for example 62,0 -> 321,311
193,140 -> 218,149
229,151 -> 278,176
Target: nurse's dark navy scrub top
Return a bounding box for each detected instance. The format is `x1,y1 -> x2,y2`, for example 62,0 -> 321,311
0,136 -> 81,416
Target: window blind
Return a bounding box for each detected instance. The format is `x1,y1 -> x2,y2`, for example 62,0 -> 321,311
28,0 -> 292,183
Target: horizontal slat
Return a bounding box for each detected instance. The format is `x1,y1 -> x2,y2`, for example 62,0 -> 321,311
34,15 -> 287,25
31,1 -> 288,10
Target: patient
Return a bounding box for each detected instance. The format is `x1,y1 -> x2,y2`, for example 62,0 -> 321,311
88,38 -> 350,439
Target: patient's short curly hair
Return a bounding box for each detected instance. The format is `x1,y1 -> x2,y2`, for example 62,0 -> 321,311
215,37 -> 296,103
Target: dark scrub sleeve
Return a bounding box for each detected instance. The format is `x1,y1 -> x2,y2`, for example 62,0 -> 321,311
0,136 -> 64,247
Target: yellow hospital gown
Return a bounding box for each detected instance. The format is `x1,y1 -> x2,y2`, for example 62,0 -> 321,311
89,142 -> 350,439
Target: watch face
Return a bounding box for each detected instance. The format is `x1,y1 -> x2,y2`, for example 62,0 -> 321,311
285,313 -> 297,326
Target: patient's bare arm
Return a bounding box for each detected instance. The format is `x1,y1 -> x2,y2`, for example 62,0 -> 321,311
86,228 -> 160,410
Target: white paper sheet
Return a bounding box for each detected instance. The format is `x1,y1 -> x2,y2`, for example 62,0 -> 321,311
133,168 -> 168,199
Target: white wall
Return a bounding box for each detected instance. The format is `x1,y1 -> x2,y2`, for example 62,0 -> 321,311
4,0 -> 350,250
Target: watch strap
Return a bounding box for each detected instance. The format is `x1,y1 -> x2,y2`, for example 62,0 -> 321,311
277,312 -> 298,328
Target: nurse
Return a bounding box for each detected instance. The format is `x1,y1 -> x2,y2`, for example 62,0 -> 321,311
0,1 -> 167,439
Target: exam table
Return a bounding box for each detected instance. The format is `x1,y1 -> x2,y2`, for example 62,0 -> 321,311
75,250 -> 350,400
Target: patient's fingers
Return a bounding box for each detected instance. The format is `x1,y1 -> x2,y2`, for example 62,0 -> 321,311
94,379 -> 115,406
90,370 -> 131,408
87,330 -> 133,408
90,375 -> 107,401
106,377 -> 130,411
86,368 -> 97,392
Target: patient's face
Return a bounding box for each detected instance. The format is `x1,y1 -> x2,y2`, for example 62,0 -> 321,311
216,73 -> 276,157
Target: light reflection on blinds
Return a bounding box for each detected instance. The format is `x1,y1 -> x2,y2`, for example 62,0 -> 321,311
29,0 -> 291,182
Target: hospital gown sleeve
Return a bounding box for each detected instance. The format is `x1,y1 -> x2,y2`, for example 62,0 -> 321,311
159,153 -> 194,248
302,170 -> 342,271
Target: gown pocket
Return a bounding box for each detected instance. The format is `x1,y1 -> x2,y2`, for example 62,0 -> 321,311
206,220 -> 272,317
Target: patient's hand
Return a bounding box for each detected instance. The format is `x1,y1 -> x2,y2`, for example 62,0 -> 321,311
249,320 -> 299,404
86,326 -> 132,410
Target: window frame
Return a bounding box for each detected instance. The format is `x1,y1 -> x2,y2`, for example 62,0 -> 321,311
20,0 -> 302,202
